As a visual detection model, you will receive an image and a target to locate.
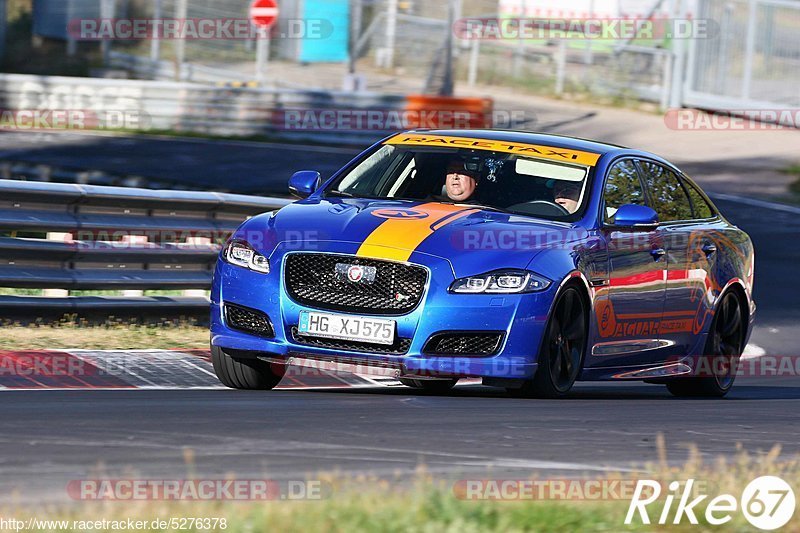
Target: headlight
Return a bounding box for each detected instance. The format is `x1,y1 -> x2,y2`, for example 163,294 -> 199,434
449,269 -> 550,294
224,240 -> 270,274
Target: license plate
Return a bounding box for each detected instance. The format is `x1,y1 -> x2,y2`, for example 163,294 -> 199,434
298,311 -> 396,345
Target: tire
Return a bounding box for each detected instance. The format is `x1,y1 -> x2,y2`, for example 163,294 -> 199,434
666,291 -> 745,398
398,378 -> 458,392
506,285 -> 588,399
211,345 -> 284,390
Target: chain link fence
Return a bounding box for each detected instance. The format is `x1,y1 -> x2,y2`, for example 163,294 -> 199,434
98,0 -> 798,114
687,0 -> 800,108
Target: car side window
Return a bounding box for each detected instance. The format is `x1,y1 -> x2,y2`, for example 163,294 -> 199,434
681,177 -> 715,219
640,161 -> 694,222
603,159 -> 644,224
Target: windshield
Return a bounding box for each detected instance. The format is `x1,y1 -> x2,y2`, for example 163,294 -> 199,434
327,144 -> 593,220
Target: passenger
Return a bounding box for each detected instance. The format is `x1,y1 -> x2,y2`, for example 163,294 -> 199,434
553,181 -> 581,213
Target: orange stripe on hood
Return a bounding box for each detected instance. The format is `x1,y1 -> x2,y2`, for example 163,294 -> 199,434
357,203 -> 479,262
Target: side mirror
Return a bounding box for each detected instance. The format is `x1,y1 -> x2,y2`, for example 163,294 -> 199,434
609,204 -> 659,231
289,171 -> 321,199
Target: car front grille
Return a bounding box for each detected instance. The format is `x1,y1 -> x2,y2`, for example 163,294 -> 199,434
291,327 -> 412,355
284,253 -> 428,315
423,332 -> 504,356
224,303 -> 274,337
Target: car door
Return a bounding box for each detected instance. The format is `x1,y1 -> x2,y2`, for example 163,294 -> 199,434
637,160 -> 699,356
678,175 -> 724,351
589,158 -> 668,367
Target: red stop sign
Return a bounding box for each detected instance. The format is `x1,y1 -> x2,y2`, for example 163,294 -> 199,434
250,0 -> 279,29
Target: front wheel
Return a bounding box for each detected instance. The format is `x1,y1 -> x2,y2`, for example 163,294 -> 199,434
398,378 -> 458,392
666,291 -> 745,398
507,286 -> 588,399
211,345 -> 284,390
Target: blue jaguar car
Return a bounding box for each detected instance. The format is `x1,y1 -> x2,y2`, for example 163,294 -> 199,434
210,130 -> 755,398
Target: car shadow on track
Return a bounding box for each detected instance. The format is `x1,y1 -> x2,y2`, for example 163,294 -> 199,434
273,383 -> 800,401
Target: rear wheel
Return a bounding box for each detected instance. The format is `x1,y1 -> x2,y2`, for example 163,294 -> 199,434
507,286 -> 588,399
666,291 -> 745,398
211,345 -> 284,390
398,378 -> 458,392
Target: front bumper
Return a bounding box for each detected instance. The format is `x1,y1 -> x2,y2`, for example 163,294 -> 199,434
210,251 -> 555,380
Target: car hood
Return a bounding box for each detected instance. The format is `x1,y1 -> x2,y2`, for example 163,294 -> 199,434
237,198 -> 586,278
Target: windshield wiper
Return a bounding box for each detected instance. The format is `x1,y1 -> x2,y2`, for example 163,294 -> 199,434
326,190 -> 356,198
455,203 -> 508,213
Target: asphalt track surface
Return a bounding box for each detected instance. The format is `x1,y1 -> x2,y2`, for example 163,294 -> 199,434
0,136 -> 799,503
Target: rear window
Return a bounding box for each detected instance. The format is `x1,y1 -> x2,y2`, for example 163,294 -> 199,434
682,178 -> 715,219
639,161 -> 694,223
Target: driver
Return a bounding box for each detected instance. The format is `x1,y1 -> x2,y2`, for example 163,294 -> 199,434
443,159 -> 479,202
553,181 -> 581,214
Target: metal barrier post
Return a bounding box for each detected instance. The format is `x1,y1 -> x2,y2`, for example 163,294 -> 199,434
43,233 -> 70,298
121,235 -> 148,297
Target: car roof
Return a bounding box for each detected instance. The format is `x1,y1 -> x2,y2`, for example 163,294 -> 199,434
409,129 -> 628,156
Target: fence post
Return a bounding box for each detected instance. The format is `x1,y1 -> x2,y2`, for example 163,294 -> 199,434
555,40 -> 566,95
513,0 -> 524,78
150,0 -> 163,65
381,0 -> 398,68
255,27 -> 270,84
100,0 -> 115,66
741,0 -> 757,99
668,0 -> 688,108
43,233 -> 70,298
467,38 -> 480,86
174,0 -> 188,81
121,235 -> 148,297
660,51 -> 673,111
184,236 -> 212,298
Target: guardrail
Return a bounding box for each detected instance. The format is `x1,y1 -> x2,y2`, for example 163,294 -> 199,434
0,179 -> 290,322
0,72 -> 495,145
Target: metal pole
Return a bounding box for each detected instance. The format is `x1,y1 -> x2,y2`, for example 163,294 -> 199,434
0,0 -> 6,64
384,0 -> 398,68
440,0 -> 455,95
513,0 -> 524,77
150,0 -> 163,64
660,51 -> 673,111
66,0 -> 76,57
100,0 -> 114,65
349,0 -> 363,74
175,0 -> 188,81
714,4 -> 733,95
255,27 -> 270,83
467,37 -> 480,86
741,0 -> 757,99
583,0 -> 595,67
452,0 -> 462,59
555,40 -> 566,95
668,0 -> 687,108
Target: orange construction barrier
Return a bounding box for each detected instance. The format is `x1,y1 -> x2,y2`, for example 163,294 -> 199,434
403,95 -> 494,130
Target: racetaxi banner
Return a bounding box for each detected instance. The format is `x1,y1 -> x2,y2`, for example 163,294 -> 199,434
385,134 -> 602,166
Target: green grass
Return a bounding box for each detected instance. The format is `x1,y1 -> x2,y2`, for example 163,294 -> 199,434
3,443 -> 799,532
0,289 -> 208,297
101,127 -> 364,149
0,320 -> 209,350
782,164 -> 800,195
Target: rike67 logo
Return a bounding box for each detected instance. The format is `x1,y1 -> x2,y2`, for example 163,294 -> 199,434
626,477 -> 795,530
